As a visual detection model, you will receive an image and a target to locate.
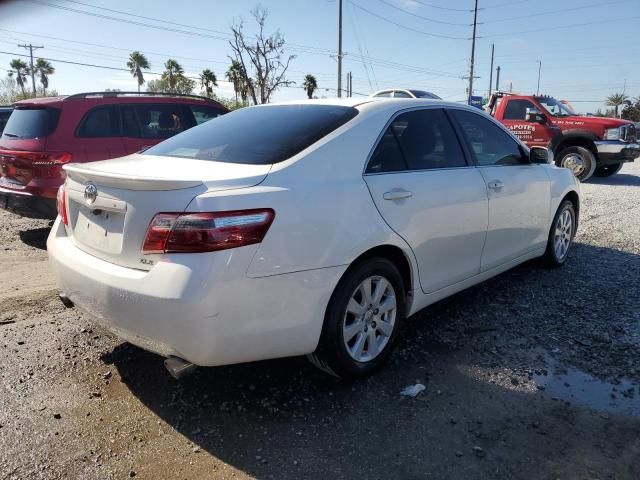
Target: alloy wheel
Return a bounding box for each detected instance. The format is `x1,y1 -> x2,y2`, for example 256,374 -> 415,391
342,275 -> 397,363
554,208 -> 573,261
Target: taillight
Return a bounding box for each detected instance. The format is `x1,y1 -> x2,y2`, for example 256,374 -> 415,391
56,184 -> 68,225
142,209 -> 275,254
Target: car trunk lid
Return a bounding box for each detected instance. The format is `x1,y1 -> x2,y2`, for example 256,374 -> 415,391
62,154 -> 271,270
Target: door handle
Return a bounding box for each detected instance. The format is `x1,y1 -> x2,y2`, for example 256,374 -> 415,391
487,180 -> 504,190
383,189 -> 413,200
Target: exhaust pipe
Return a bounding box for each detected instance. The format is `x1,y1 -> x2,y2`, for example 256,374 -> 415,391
164,356 -> 197,379
58,293 -> 74,309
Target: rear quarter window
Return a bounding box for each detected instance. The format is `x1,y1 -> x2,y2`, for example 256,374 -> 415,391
143,105 -> 358,165
1,107 -> 60,139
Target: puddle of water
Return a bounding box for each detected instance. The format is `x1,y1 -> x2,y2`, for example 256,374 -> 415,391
534,369 -> 640,416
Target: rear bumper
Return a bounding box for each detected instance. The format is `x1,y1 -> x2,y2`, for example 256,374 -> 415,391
595,141 -> 640,166
47,218 -> 345,367
0,187 -> 57,219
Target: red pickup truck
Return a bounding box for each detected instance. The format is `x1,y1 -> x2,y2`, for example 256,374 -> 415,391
487,92 -> 639,181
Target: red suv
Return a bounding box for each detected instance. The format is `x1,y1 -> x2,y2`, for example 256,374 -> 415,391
0,92 -> 227,219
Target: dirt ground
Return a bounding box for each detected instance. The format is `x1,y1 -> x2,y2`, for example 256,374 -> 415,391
1,163 -> 639,480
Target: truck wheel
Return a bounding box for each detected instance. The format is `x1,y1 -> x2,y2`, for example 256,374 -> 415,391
593,163 -> 623,177
557,146 -> 596,181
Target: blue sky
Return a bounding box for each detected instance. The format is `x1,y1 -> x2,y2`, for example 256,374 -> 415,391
1,0 -> 638,113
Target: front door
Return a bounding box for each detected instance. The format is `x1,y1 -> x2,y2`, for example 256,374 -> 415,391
500,98 -> 552,148
450,109 -> 550,271
364,108 -> 489,294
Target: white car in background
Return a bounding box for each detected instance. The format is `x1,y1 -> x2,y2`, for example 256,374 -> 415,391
371,89 -> 442,99
48,99 -> 579,379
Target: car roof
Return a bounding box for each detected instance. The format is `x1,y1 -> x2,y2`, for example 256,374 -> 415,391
12,92 -> 225,109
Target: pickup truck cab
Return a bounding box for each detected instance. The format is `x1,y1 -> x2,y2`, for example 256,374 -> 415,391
487,92 -> 639,181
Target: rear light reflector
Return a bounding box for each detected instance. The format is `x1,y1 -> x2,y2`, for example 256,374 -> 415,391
56,184 -> 68,225
142,209 -> 275,254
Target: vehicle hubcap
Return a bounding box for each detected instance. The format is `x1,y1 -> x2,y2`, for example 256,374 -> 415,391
554,209 -> 573,261
343,275 -> 397,363
562,154 -> 585,176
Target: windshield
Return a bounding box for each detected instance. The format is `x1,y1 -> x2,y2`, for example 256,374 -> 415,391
143,105 -> 358,164
408,90 -> 442,100
1,107 -> 60,139
534,96 -> 576,117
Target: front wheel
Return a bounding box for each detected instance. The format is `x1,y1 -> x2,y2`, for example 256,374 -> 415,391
593,163 -> 623,177
557,146 -> 596,181
308,258 -> 405,379
543,200 -> 576,268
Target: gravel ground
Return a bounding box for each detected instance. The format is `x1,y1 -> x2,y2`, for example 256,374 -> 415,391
1,163 -> 639,479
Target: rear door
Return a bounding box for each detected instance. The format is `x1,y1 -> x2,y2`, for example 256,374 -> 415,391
120,103 -> 225,154
364,107 -> 489,294
449,109 -> 550,271
74,105 -> 127,162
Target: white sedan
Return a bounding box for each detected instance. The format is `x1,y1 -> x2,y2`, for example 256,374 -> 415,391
47,99 -> 580,379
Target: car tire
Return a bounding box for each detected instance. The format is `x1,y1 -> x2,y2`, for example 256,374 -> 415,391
308,257 -> 406,379
556,146 -> 597,181
593,162 -> 623,177
543,200 -> 576,268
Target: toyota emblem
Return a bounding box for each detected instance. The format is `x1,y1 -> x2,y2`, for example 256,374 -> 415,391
84,182 -> 98,205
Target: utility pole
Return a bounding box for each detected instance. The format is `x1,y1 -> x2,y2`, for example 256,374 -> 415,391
337,0 -> 343,98
536,60 -> 542,95
488,43 -> 494,99
18,44 -> 44,97
467,0 -> 479,100
495,65 -> 501,91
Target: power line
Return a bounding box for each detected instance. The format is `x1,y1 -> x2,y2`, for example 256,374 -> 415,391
0,50 -> 370,97
410,0 -> 472,12
482,0 -> 632,23
373,0 -> 470,26
349,1 -> 469,39
484,14 -> 640,37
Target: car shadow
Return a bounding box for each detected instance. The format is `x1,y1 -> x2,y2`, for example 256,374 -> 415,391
104,242 -> 640,479
19,226 -> 51,250
588,172 -> 640,186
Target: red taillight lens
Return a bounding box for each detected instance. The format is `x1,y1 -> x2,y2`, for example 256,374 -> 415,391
142,209 -> 275,254
56,184 -> 68,225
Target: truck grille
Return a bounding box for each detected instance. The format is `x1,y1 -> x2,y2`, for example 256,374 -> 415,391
621,124 -> 636,143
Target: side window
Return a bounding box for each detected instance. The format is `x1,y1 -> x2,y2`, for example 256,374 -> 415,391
366,109 -> 467,173
121,105 -> 141,137
77,106 -> 120,138
134,104 -> 189,139
189,105 -> 225,125
451,110 -> 525,166
503,99 -> 536,120
373,91 -> 392,98
393,91 -> 412,98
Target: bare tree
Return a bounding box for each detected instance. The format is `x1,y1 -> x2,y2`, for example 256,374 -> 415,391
229,6 -> 295,104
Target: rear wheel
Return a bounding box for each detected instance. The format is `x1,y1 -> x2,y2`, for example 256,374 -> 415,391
308,258 -> 405,379
543,200 -> 576,267
593,162 -> 623,177
557,146 -> 596,181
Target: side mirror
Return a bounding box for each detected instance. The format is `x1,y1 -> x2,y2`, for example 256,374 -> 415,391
530,146 -> 553,164
525,107 -> 547,124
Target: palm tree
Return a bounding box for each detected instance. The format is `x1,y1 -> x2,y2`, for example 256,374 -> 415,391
606,92 -> 629,118
163,59 -> 184,90
200,69 -> 218,97
34,58 -> 54,96
303,74 -> 318,99
126,51 -> 150,93
226,60 -> 243,103
8,59 -> 29,96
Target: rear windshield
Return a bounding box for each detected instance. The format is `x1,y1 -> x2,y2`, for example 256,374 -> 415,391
409,90 -> 441,99
143,105 -> 359,164
1,107 -> 61,139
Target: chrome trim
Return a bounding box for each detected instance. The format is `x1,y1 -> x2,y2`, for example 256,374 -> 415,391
595,141 -> 640,156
